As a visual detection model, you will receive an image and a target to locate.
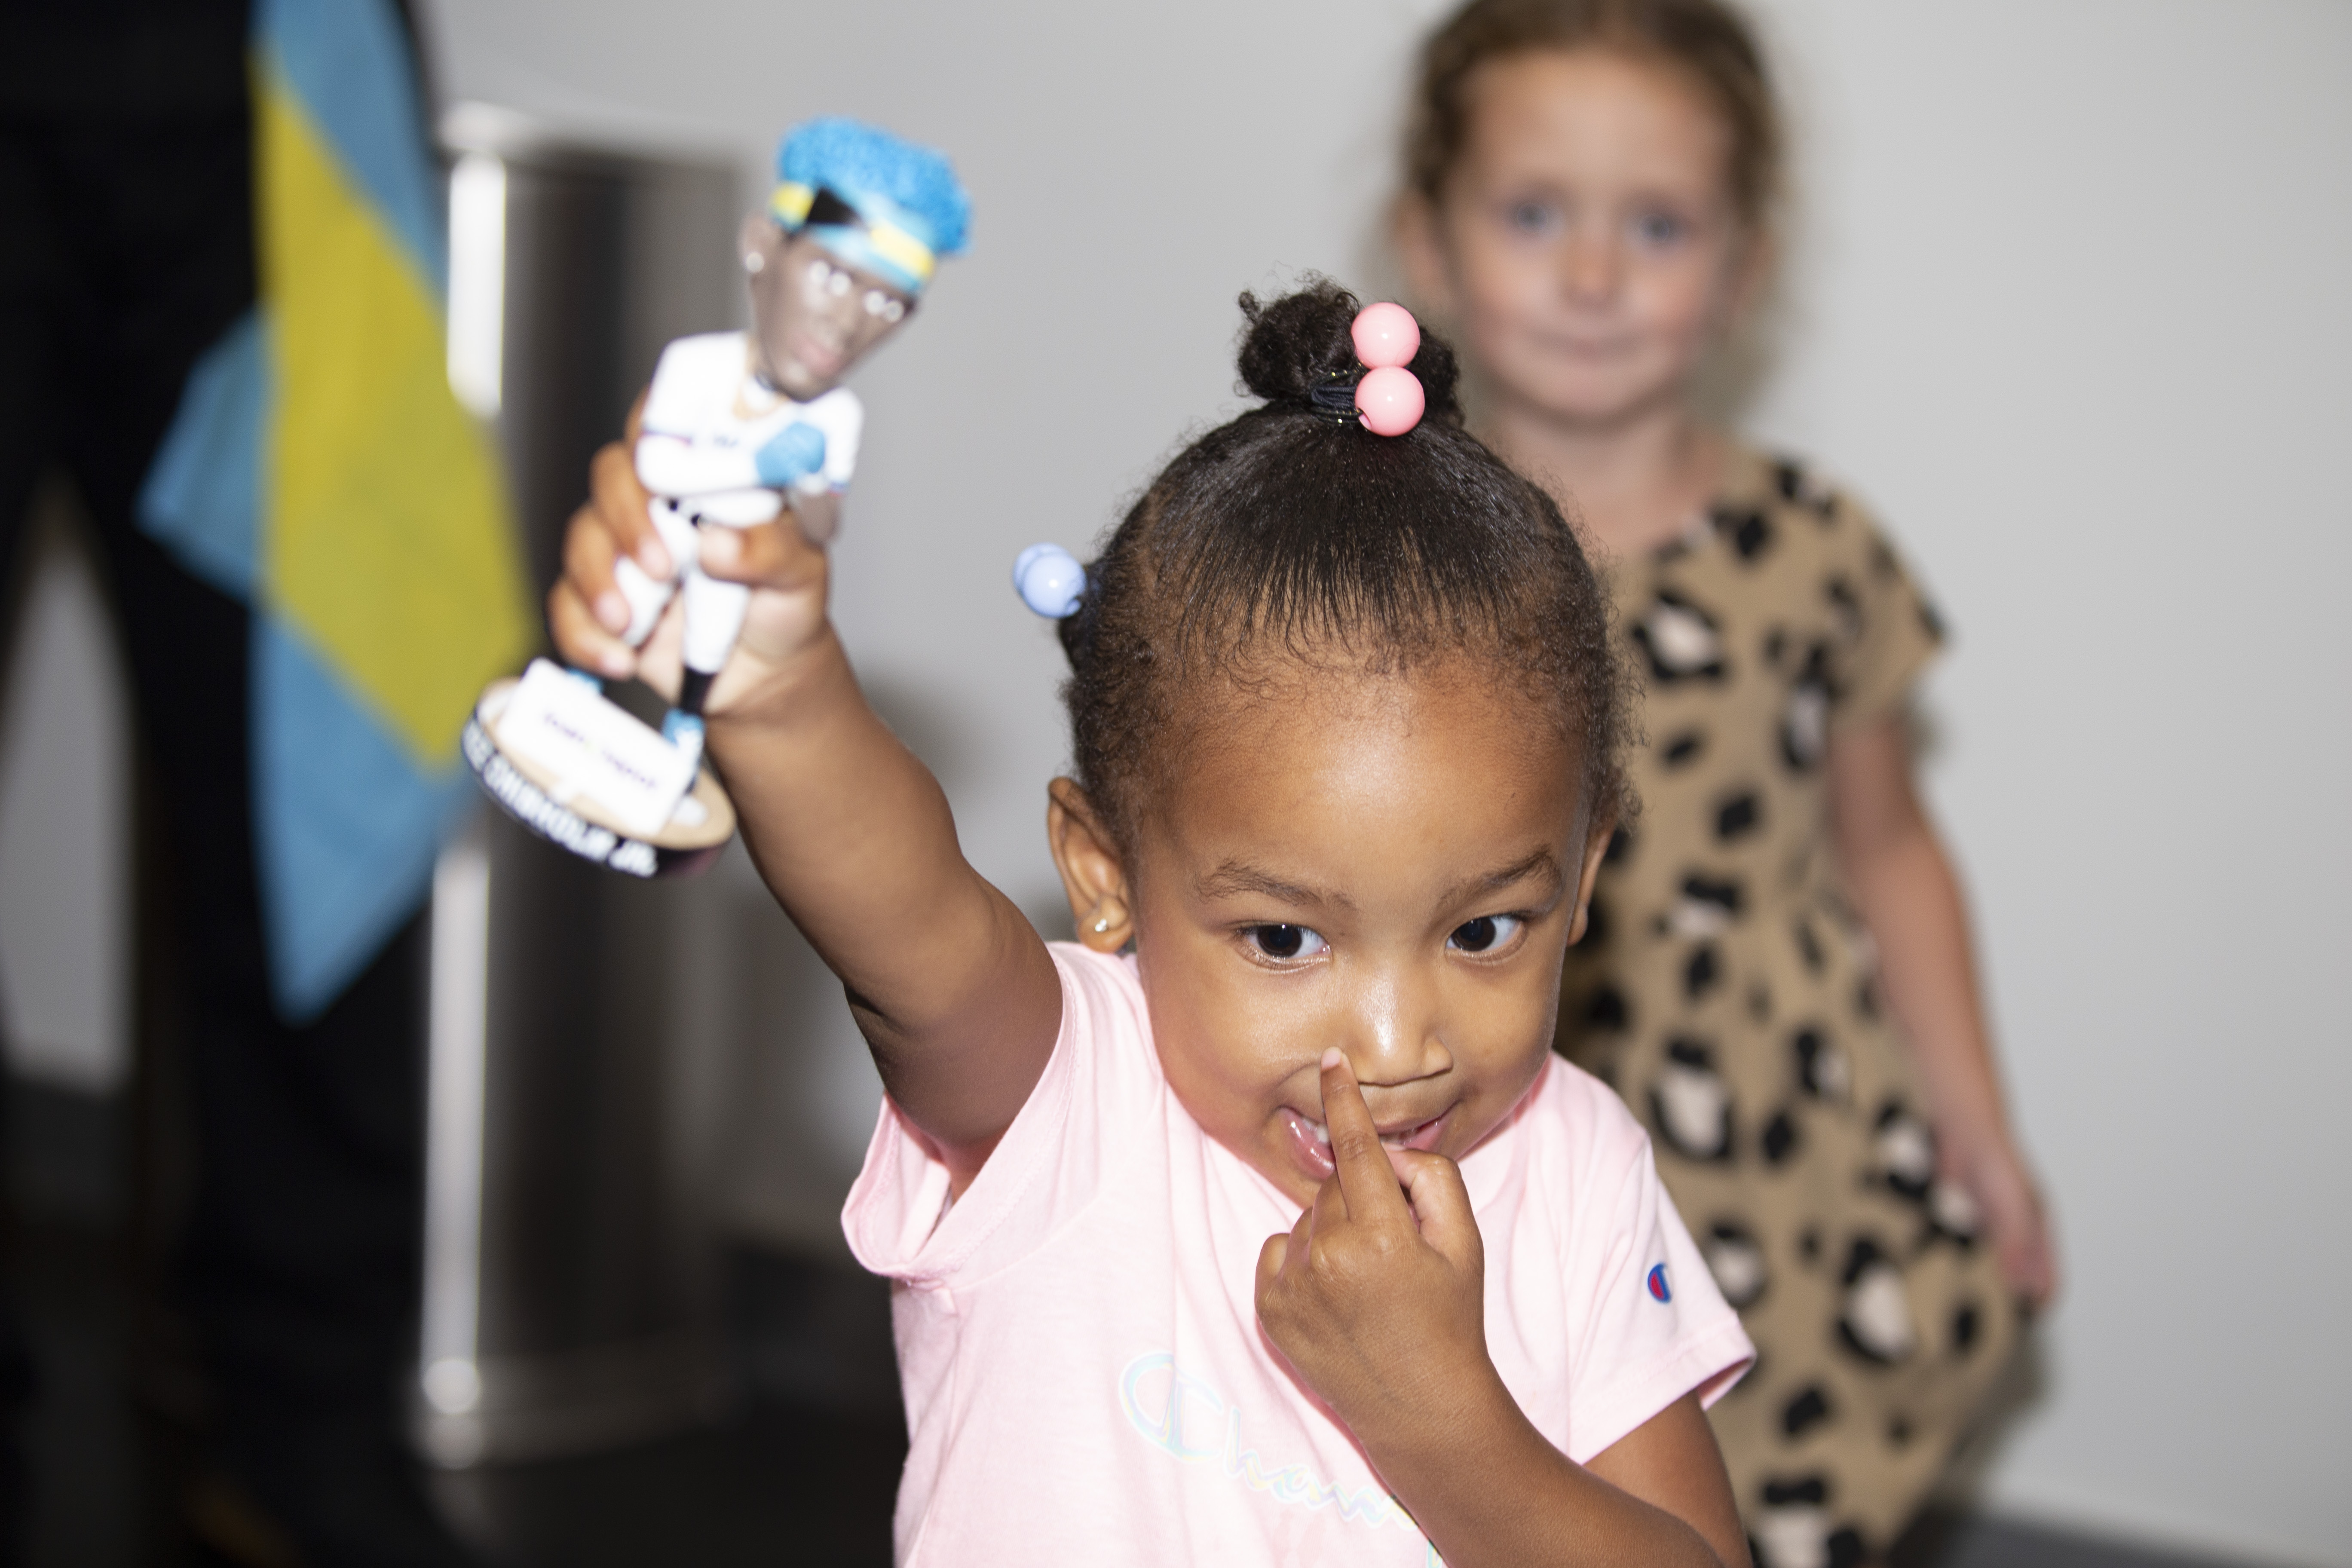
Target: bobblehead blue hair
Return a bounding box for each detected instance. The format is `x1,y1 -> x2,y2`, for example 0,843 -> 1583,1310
769,117 -> 972,297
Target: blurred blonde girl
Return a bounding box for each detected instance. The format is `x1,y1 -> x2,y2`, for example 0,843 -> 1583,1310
1396,3 -> 2054,1560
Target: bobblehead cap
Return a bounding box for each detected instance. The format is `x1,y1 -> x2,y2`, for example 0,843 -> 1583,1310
768,117 -> 971,295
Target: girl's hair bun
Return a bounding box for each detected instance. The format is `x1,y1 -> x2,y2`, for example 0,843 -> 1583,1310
1056,278 -> 1633,855
1235,276 -> 1461,425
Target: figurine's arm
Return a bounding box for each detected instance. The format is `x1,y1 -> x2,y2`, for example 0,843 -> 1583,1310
634,423 -> 832,499
634,337 -> 846,501
553,409 -> 1059,1191
633,432 -> 761,497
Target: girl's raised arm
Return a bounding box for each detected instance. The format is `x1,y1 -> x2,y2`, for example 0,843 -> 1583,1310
549,412 -> 1061,1190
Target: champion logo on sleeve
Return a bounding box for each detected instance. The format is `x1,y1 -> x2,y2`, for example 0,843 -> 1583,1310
1646,1263 -> 1672,1303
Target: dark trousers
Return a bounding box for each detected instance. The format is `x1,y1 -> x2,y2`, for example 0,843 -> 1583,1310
0,111 -> 455,1564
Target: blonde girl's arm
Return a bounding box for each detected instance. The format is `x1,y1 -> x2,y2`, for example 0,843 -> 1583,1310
548,417 -> 1060,1191
1827,717 -> 2056,1306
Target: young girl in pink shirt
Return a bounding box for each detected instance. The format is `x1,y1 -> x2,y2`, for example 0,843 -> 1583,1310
552,282 -> 1755,1565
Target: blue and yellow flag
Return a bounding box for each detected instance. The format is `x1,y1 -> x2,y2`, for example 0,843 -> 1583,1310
140,0 -> 531,1021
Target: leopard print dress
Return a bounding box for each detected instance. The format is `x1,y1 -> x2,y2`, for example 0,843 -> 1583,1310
1557,448 -> 2016,1568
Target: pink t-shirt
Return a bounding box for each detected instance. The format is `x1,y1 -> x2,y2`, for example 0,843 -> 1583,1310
845,943 -> 1752,1566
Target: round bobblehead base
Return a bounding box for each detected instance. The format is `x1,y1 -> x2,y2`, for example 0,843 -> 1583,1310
464,678 -> 737,879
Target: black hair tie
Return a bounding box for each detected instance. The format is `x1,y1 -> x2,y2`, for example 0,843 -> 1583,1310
1305,373 -> 1364,422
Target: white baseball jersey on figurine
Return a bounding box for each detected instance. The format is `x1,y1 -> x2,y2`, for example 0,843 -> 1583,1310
634,330 -> 864,523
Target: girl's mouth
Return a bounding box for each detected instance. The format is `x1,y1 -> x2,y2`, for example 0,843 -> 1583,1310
1538,331 -> 1641,362
1280,1106 -> 1451,1183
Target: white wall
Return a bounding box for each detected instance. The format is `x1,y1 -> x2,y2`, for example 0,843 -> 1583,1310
0,0 -> 2278,1557
1736,6 -> 2352,1562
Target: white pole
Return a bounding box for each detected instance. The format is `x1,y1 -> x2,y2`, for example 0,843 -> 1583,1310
419,827 -> 491,1464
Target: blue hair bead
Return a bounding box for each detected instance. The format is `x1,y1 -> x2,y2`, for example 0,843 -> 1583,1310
1014,544 -> 1085,619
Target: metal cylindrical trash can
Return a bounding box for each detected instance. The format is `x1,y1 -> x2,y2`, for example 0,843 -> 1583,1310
415,107 -> 745,1468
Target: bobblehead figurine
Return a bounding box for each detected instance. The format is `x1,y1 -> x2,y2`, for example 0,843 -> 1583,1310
466,118 -> 971,876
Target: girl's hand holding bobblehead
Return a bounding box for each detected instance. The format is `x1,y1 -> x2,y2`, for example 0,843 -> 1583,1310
549,397 -> 838,727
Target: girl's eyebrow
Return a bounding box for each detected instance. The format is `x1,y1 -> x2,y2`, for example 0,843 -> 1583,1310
1194,849 -> 1562,912
1195,862 -> 1355,912
1439,848 -> 1565,909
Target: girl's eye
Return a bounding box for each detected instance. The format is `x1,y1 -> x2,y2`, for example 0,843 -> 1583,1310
864,290 -> 904,322
805,260 -> 830,286
1449,914 -> 1524,954
1506,199 -> 1559,236
1246,924 -> 1327,962
1632,209 -> 1687,248
827,268 -> 851,297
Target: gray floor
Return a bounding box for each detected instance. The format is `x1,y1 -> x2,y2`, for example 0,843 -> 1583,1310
5,1076 -> 2254,1568
1896,1511 -> 2254,1568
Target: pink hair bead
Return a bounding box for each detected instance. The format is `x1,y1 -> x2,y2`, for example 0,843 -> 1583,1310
1351,301 -> 1421,368
1355,364 -> 1425,437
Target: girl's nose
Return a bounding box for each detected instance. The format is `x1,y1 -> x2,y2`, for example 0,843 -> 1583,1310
1338,970 -> 1451,1088
1559,229 -> 1622,303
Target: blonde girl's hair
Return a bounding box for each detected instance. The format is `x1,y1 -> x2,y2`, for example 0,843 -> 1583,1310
1404,0 -> 1783,229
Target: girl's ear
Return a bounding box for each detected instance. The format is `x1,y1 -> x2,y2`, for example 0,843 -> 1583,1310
1393,194 -> 1461,322
1564,812 -> 1619,948
1047,778 -> 1134,951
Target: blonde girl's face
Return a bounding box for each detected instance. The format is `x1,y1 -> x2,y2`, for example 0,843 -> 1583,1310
1115,658 -> 1610,1209
1411,48 -> 1753,429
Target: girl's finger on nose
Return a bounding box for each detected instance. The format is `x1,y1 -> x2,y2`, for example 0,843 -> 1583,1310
1317,1049 -> 1407,1219
1310,1171 -> 1349,1237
